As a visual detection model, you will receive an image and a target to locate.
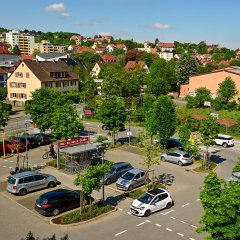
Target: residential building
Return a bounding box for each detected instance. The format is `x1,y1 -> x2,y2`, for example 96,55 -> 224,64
6,30 -> 35,55
7,60 -> 79,105
70,35 -> 83,45
125,61 -> 149,73
101,35 -> 113,42
157,42 -> 175,52
180,67 -> 240,99
35,40 -> 65,53
73,46 -> 95,53
157,52 -> 173,61
90,62 -> 104,78
36,52 -> 69,61
101,54 -> 117,64
0,67 -> 7,87
0,54 -> 21,72
0,42 -> 10,54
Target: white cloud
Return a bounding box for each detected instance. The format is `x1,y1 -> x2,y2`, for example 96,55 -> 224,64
99,32 -> 111,36
61,12 -> 70,17
152,23 -> 170,29
45,3 -> 65,12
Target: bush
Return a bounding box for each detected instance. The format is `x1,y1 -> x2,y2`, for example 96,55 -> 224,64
185,95 -> 195,109
61,202 -> 114,224
96,135 -> 108,143
232,157 -> 240,173
47,159 -> 57,168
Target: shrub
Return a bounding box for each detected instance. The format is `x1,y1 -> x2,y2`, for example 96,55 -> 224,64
185,95 -> 195,109
47,159 -> 57,168
61,202 -> 114,224
232,157 -> 240,173
96,135 -> 108,143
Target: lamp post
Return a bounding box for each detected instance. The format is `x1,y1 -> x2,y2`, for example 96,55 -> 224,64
24,123 -> 28,169
126,109 -> 133,145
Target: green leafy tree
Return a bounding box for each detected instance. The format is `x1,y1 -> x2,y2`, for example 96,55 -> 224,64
21,231 -> 68,240
82,76 -> 98,103
178,123 -> 191,146
198,172 -> 240,240
217,77 -> 238,103
176,54 -> 198,84
145,107 -> 158,142
199,117 -> 219,169
97,97 -> 126,132
154,95 -> 177,148
50,103 -> 83,140
12,45 -> 21,55
229,59 -> 240,66
194,87 -> 212,108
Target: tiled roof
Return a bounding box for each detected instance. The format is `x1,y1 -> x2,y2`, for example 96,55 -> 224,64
102,54 -> 117,61
125,61 -> 146,70
21,55 -> 33,60
0,67 -> 6,74
23,60 -> 79,82
157,42 -> 175,48
75,46 -> 95,53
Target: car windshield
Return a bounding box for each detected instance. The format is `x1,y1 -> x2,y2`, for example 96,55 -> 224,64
36,196 -> 48,205
108,166 -> 117,174
8,177 -> 16,184
121,172 -> 135,180
138,193 -> 154,204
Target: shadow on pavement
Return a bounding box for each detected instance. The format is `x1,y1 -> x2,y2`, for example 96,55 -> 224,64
210,154 -> 226,164
105,193 -> 126,206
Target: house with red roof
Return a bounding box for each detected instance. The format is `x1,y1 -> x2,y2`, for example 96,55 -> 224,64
101,54 -> 117,64
0,42 -> 10,54
95,47 -> 106,54
125,61 -> 149,73
74,46 -> 95,53
101,35 -> 113,43
157,42 -> 175,52
70,35 -> 83,45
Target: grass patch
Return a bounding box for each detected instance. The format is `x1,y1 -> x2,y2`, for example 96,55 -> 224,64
193,161 -> 217,173
54,202 -> 114,224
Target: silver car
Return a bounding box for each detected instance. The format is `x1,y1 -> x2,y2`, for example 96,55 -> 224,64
160,150 -> 193,166
116,168 -> 147,191
7,171 -> 58,196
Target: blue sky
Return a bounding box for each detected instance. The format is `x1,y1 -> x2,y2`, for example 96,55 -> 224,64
1,0 -> 239,49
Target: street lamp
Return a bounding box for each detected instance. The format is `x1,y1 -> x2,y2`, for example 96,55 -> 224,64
24,122 -> 28,169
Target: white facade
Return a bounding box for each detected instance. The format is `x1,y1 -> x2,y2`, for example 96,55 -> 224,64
158,52 -> 173,61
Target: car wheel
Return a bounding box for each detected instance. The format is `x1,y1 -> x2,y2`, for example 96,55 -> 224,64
166,202 -> 172,209
161,156 -> 166,161
144,210 -> 151,217
19,188 -> 27,196
222,142 -> 228,148
52,209 -> 60,216
128,185 -> 133,191
105,179 -> 111,185
48,181 -> 56,188
178,161 -> 183,166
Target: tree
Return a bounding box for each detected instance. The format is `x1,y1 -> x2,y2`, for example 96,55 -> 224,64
21,231 -> 68,240
199,116 -> 219,169
194,87 -> 212,107
145,107 -> 158,142
176,54 -> 198,84
154,95 -> 177,148
198,172 -> 240,240
82,76 -> 98,103
178,123 -> 191,147
96,97 -> 126,132
12,45 -> 21,55
217,77 -> 238,103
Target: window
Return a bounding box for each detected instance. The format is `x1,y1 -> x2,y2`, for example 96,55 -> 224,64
18,178 -> 24,184
67,193 -> 78,200
19,83 -> 26,88
10,82 -> 17,88
71,81 -> 76,86
15,72 -> 23,78
135,174 -> 140,179
24,176 -> 34,183
10,93 -> 17,98
160,193 -> 168,200
26,72 -> 30,78
140,172 -> 145,177
19,94 -> 27,99
56,82 -> 61,87
34,175 -> 45,181
63,81 -> 69,87
45,82 -> 52,88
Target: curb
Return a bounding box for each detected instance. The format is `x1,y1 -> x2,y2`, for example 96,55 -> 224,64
50,207 -> 117,226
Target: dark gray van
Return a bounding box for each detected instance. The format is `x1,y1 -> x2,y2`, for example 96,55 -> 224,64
103,162 -> 133,185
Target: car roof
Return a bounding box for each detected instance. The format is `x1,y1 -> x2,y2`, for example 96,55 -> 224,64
10,171 -> 38,178
217,134 -> 232,138
40,189 -> 77,199
169,150 -> 190,155
148,188 -> 167,196
127,168 -> 144,174
111,162 -> 131,168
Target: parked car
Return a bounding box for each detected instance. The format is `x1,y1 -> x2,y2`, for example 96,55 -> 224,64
154,138 -> 183,150
103,162 -> 133,185
29,133 -> 51,146
214,134 -> 234,148
35,189 -> 92,216
160,150 -> 193,166
224,172 -> 240,184
8,139 -> 26,152
116,168 -> 147,191
0,140 -> 12,153
7,171 -> 58,196
130,188 -> 173,217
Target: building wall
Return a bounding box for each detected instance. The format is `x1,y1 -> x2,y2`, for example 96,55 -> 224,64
189,71 -> 240,98
7,62 -> 41,104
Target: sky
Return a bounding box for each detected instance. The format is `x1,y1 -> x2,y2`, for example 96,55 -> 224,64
1,0 -> 239,49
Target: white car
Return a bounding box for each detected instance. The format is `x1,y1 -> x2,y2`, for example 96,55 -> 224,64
130,188 -> 173,217
214,134 -> 234,148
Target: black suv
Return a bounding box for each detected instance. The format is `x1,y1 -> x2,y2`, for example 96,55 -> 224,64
29,133 -> 51,146
35,189 -> 92,216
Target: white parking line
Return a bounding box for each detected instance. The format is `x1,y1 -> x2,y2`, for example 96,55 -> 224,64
161,210 -> 174,215
180,220 -> 186,224
145,220 -> 151,223
170,216 -> 176,219
191,225 -> 197,229
4,160 -> 7,162
196,198 -> 200,201
9,167 -> 13,169
166,228 -> 173,232
115,230 -> 127,236
136,221 -> 146,227
155,224 -> 161,227
182,203 -> 190,207
118,208 -> 123,211
126,212 -> 131,215
189,238 -> 196,240
10,161 -> 13,163
3,166 -> 6,167
177,233 -> 184,237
